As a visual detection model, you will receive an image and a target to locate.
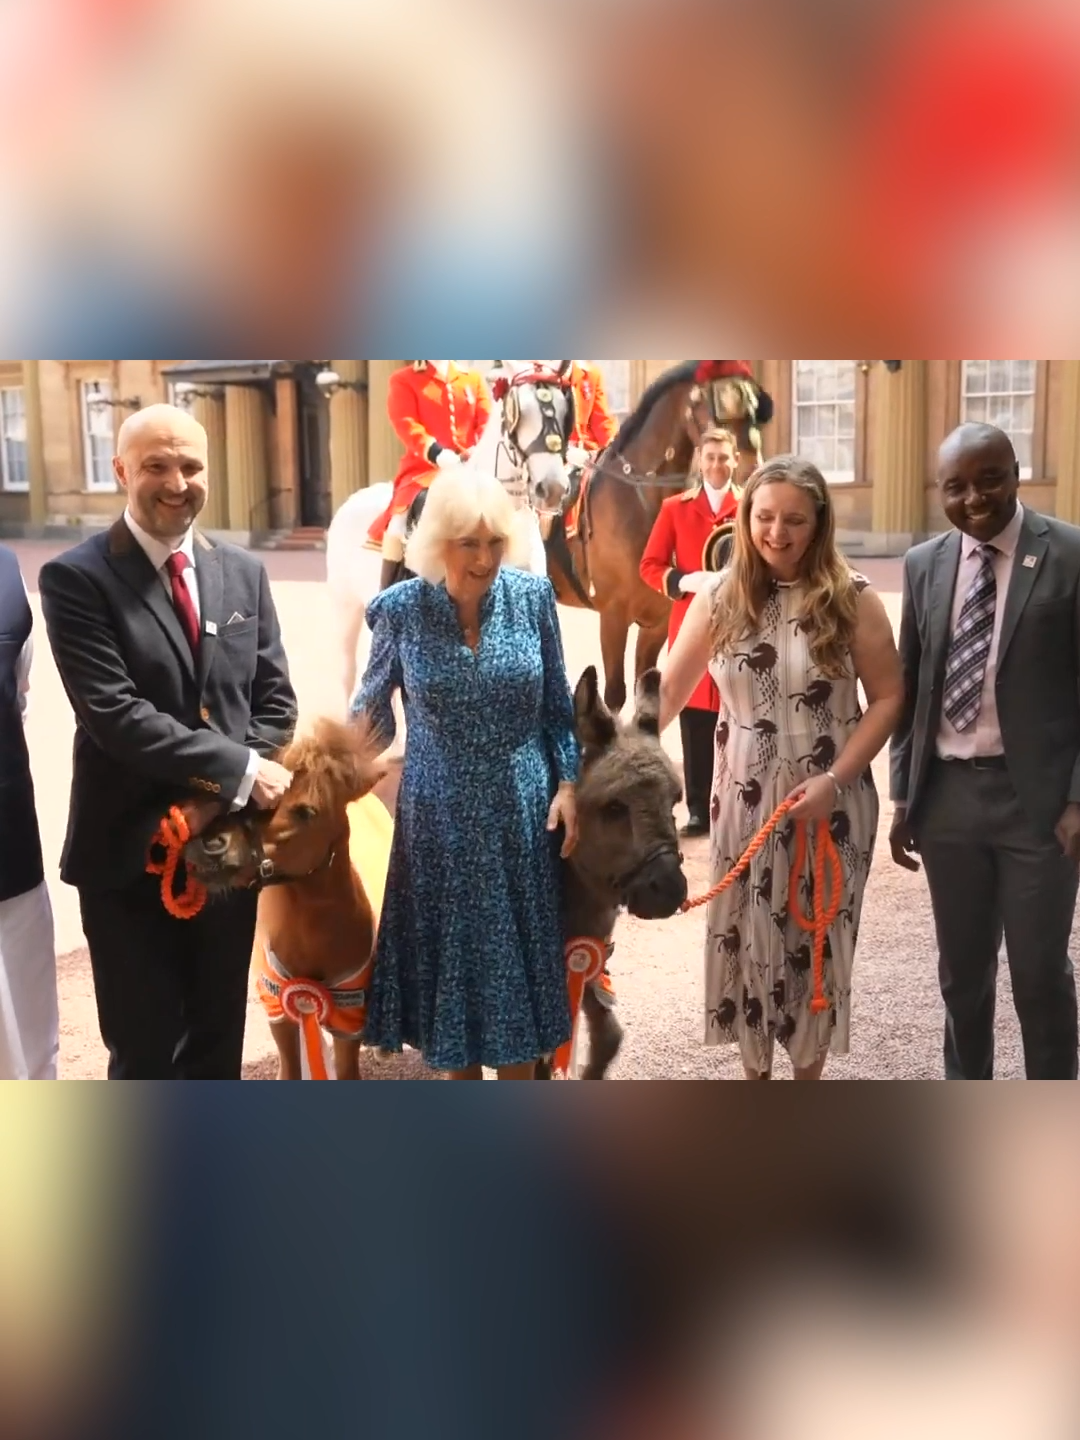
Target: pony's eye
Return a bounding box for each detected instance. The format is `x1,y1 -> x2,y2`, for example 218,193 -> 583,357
600,799 -> 629,822
290,803 -> 318,823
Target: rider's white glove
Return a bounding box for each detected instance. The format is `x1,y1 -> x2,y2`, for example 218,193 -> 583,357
565,444 -> 590,469
435,448 -> 461,469
678,571 -> 709,595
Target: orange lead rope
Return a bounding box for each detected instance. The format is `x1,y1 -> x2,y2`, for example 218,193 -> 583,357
146,806 -> 208,920
679,796 -> 843,1017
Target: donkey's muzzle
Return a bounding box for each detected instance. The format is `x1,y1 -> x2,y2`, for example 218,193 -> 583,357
625,850 -> 687,919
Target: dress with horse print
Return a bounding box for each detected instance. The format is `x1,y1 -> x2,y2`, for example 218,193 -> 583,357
352,568 -> 577,1070
704,572 -> 879,1071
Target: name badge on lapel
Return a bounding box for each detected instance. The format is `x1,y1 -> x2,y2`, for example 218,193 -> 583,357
1022,554 -> 1038,569
205,620 -> 218,635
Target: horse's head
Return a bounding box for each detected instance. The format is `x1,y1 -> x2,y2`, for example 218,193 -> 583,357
184,717 -> 386,892
571,666 -> 687,920
490,361 -> 574,515
684,361 -> 774,486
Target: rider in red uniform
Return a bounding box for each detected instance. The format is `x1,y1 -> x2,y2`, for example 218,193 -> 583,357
369,361 -> 493,590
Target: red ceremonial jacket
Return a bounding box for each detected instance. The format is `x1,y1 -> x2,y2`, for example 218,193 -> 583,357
639,484 -> 738,712
567,361 -> 619,451
368,362 -> 492,544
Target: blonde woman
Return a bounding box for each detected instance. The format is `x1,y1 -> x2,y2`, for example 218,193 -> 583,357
659,457 -> 903,1079
350,471 -> 578,1079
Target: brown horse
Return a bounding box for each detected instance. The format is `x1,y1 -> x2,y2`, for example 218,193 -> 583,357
184,718 -> 387,1080
546,360 -> 773,715
540,664 -> 687,1080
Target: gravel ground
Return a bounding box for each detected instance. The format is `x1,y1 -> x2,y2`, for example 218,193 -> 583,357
17,544 -> 1062,1081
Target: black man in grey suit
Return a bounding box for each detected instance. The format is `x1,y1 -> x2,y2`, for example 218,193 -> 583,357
890,423 -> 1080,1079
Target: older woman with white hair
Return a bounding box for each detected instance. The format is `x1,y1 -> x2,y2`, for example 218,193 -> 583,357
350,470 -> 578,1079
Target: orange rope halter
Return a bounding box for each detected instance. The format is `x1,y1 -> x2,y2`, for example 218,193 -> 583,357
146,806 -> 208,920
680,796 -> 843,1016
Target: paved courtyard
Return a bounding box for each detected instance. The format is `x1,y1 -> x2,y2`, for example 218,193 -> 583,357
15,543 -> 1051,1079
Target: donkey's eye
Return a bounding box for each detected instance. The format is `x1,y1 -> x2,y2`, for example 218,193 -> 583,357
290,804 -> 318,823
601,799 -> 629,822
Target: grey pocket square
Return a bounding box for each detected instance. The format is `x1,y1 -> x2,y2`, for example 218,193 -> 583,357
225,611 -> 250,625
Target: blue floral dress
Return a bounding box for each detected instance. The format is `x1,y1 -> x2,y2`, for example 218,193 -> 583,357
351,568 -> 578,1070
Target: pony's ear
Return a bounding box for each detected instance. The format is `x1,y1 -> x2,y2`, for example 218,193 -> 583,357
574,666 -> 617,751
632,669 -> 662,737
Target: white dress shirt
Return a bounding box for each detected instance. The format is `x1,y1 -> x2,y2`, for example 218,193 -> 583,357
123,510 -> 260,808
702,480 -> 731,515
936,502 -> 1025,760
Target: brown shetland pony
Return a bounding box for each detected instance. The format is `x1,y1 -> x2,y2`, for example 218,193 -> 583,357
546,360 -> 773,715
184,719 -> 388,1080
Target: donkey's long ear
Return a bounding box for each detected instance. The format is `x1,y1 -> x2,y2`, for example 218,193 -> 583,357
632,669 -> 662,737
574,666 -> 617,751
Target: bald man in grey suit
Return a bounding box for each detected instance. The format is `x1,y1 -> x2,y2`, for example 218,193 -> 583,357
890,423 -> 1080,1079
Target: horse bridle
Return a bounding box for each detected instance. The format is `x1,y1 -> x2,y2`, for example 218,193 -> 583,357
584,379 -> 760,492
494,367 -> 575,482
237,817 -> 346,890
567,840 -> 683,908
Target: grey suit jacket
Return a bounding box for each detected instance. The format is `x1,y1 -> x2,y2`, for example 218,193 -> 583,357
890,507 -> 1080,839
40,519 -> 297,890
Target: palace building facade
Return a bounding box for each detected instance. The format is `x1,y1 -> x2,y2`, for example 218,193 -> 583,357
1,359 -> 1076,553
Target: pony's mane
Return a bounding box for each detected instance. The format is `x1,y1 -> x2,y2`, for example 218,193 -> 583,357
606,360 -> 700,454
278,717 -> 382,812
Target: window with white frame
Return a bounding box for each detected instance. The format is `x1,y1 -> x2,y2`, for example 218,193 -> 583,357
81,380 -> 117,491
793,361 -> 857,482
593,360 -> 631,418
961,361 -> 1036,479
0,387 -> 28,492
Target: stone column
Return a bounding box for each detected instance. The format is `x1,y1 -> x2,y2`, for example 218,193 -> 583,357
1055,360 -> 1080,524
273,376 -> 301,530
192,390 -> 228,531
328,359 -> 368,512
225,385 -> 268,535
21,361 -> 47,528
870,360 -> 927,550
367,360 -> 405,486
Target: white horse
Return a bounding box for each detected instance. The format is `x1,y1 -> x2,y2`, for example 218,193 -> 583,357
326,363 -> 575,715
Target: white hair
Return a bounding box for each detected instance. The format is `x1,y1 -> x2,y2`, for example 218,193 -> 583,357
404,469 -> 534,583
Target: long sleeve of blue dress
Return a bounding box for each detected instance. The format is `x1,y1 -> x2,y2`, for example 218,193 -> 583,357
349,590 -> 403,748
537,579 -> 579,786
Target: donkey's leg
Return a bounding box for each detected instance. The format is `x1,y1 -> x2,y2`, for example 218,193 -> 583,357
333,1037 -> 362,1080
634,619 -> 668,684
271,1021 -> 303,1081
580,984 -> 623,1080
599,605 -> 630,715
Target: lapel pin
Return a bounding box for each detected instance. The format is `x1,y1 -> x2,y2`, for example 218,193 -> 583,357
205,620 -> 218,634
1022,554 -> 1038,568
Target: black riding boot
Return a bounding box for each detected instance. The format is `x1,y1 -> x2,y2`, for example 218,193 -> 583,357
379,558 -> 401,592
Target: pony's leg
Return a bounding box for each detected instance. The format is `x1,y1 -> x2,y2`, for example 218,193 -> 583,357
580,985 -> 623,1080
271,1021 -> 303,1081
634,619 -> 668,684
599,605 -> 630,715
333,1037 -> 362,1080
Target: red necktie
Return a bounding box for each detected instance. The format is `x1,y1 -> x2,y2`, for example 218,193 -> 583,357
164,550 -> 200,658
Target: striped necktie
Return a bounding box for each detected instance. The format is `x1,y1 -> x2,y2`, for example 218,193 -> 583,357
942,543 -> 998,732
